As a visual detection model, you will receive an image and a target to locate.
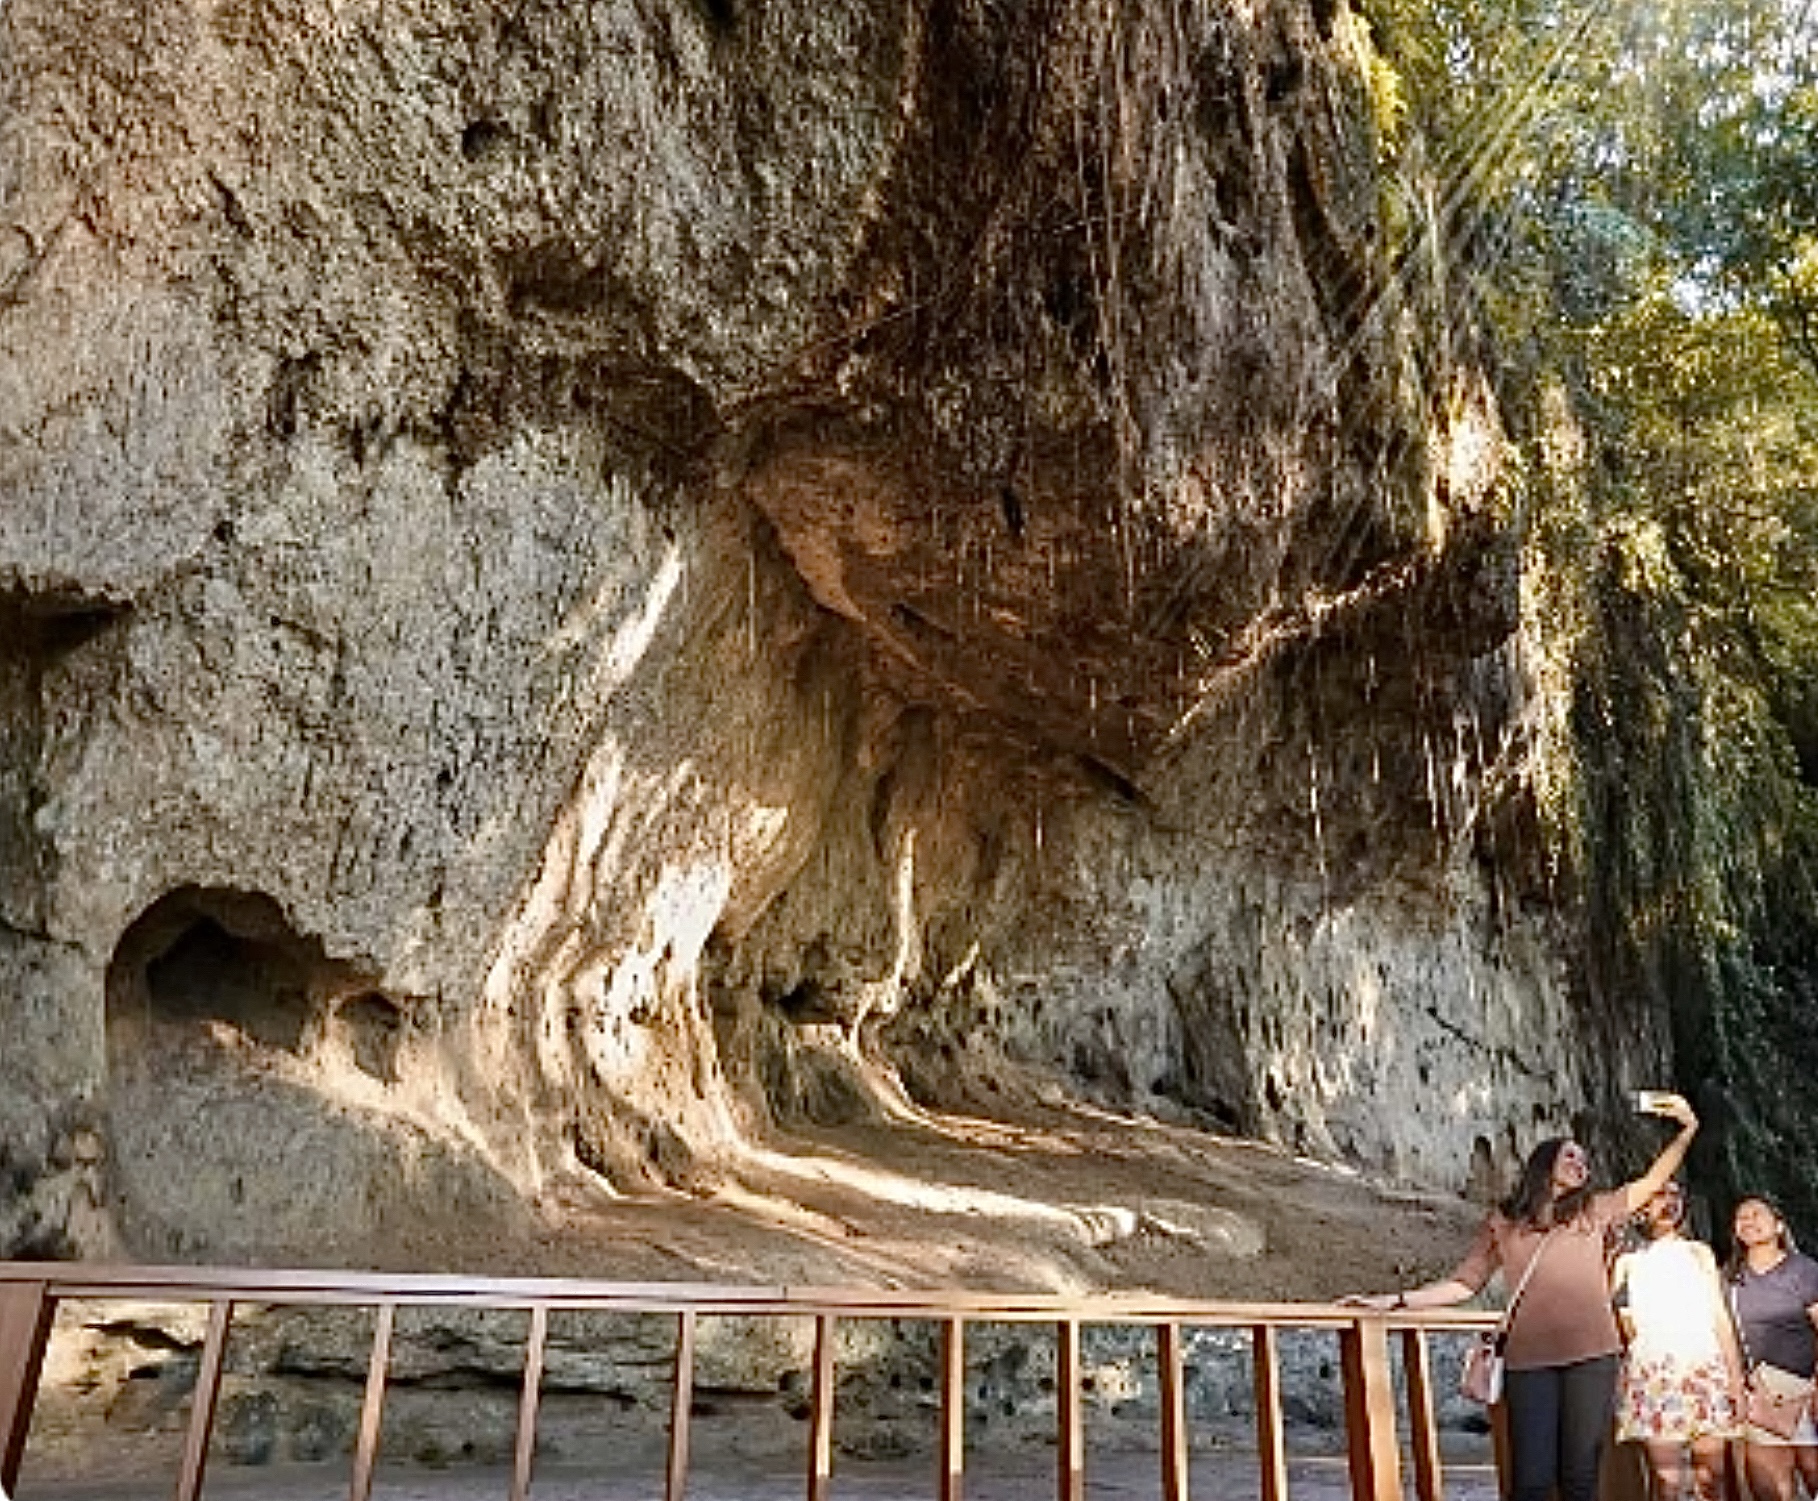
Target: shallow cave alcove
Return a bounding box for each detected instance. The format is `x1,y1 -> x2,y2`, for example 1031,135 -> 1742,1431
105,886 -> 361,1055
101,886 -> 391,1261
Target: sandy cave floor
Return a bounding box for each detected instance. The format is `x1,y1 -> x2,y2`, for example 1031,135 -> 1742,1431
496,1089 -> 1486,1302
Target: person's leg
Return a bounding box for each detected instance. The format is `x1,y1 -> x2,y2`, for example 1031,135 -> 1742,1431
1743,1442 -> 1799,1501
1557,1353 -> 1622,1501
1505,1365 -> 1566,1501
1687,1437 -> 1730,1501
1647,1438 -> 1692,1500
1789,1442 -> 1818,1497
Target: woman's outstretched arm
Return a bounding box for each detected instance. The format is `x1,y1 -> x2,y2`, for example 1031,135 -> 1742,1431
1342,1220 -> 1494,1310
1343,1278 -> 1477,1312
1620,1094 -> 1699,1211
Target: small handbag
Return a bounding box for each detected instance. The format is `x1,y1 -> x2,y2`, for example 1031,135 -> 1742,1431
1731,1285 -> 1813,1437
1460,1227 -> 1559,1407
1460,1333 -> 1505,1405
1746,1376 -> 1810,1439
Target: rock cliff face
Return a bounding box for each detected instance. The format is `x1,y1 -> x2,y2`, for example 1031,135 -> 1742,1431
0,0 -> 1668,1267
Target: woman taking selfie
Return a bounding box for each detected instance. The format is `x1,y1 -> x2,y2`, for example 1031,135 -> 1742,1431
1346,1094 -> 1700,1501
1728,1194 -> 1818,1501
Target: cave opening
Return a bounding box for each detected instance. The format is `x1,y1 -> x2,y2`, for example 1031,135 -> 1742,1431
142,914 -> 312,1051
107,886 -> 346,1057
101,886 -> 429,1261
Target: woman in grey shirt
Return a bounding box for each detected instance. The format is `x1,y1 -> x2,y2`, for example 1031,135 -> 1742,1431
1729,1195 -> 1818,1501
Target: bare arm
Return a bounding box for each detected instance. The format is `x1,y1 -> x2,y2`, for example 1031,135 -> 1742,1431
1700,1245 -> 1746,1385
1620,1094 -> 1700,1211
1610,1253 -> 1636,1345
1341,1213 -> 1497,1311
1345,1278 -> 1477,1312
1343,1222 -> 1493,1310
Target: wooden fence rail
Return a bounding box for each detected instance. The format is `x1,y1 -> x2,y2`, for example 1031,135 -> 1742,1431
0,1262 -> 1500,1501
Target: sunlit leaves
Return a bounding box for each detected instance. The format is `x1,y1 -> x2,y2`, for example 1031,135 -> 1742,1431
1359,0 -> 1818,1204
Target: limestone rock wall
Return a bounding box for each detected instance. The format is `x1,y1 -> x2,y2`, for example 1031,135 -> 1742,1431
0,0 -> 1669,1267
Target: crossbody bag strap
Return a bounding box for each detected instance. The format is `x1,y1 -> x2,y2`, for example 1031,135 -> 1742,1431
1497,1225 -> 1562,1345
1729,1283 -> 1747,1369
1729,1279 -> 1760,1375
1727,1276 -> 1806,1420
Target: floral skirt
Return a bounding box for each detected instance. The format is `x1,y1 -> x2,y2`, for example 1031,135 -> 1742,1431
1616,1351 -> 1742,1443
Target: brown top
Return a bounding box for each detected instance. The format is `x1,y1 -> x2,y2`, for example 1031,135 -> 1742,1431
1451,1190 -> 1628,1370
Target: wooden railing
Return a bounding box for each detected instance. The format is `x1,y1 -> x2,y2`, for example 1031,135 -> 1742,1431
0,1262 -> 1501,1501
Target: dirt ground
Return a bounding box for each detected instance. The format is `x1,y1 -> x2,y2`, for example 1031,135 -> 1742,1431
13,1081 -> 1499,1500
474,1078 -> 1488,1301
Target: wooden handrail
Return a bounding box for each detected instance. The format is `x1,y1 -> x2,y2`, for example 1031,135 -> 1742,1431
0,1261 -> 1496,1324
0,1261 -> 1501,1500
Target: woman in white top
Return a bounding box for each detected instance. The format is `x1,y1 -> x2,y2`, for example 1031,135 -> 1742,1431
1611,1180 -> 1744,1501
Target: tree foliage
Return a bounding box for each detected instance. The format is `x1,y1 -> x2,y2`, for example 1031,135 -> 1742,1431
1354,0 -> 1818,1220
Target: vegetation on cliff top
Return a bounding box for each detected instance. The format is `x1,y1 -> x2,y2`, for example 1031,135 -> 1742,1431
1358,0 -> 1818,1223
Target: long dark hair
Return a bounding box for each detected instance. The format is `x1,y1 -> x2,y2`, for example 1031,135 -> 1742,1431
1726,1193 -> 1798,1281
1499,1136 -> 1596,1228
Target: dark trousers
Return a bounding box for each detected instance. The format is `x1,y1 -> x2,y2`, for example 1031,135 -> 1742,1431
1502,1353 -> 1621,1501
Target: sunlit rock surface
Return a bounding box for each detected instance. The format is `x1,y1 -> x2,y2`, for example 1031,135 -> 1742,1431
0,0 -> 1668,1271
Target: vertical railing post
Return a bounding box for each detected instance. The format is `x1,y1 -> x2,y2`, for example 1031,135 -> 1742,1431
1400,1326 -> 1444,1501
807,1314 -> 835,1501
1158,1321 -> 1190,1501
348,1300 -> 396,1501
940,1317 -> 965,1501
1056,1318 -> 1083,1501
1340,1315 -> 1405,1501
666,1309 -> 696,1501
0,1279 -> 56,1494
509,1304 -> 549,1501
1251,1323 -> 1288,1501
173,1299 -> 235,1501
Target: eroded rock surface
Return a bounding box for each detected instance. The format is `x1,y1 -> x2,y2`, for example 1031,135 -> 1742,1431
1,0 -> 1667,1279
